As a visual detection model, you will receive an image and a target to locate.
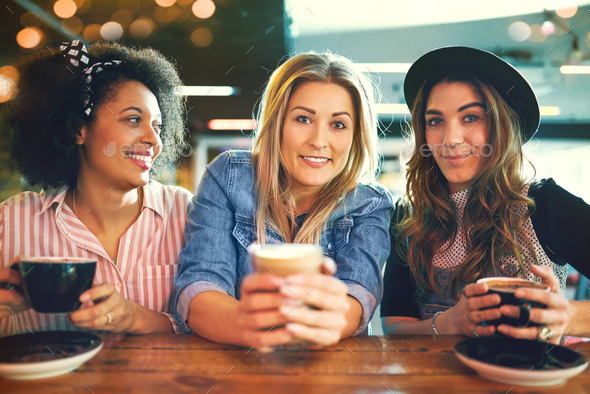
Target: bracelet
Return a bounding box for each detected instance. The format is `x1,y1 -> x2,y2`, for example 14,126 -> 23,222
432,311 -> 443,337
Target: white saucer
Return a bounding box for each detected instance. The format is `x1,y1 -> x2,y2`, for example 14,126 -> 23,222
0,331 -> 103,380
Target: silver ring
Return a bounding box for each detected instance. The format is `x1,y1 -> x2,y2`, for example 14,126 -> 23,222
538,325 -> 554,341
466,313 -> 473,324
472,326 -> 480,338
106,313 -> 112,324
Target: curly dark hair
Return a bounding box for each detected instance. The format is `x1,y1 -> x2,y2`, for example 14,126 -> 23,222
0,41 -> 187,189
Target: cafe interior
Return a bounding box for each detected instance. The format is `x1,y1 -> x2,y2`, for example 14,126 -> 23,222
1,0 -> 590,391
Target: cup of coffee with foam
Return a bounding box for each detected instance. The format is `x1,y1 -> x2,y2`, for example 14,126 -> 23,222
250,244 -> 324,348
250,244 -> 324,277
19,257 -> 97,313
476,277 -> 550,328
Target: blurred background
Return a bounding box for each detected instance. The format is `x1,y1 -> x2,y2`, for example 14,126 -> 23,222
1,0 -> 589,332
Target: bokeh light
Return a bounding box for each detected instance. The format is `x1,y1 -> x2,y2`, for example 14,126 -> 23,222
542,20 -> 555,35
192,0 -> 215,19
83,23 -> 102,42
75,0 -> 92,14
111,10 -> 133,28
118,0 -> 140,13
62,16 -> 84,35
129,18 -> 155,39
528,24 -> 547,43
156,0 -> 176,6
16,27 -> 43,49
154,6 -> 178,23
0,66 -> 19,103
191,28 -> 213,47
508,21 -> 531,42
53,0 -> 77,19
101,21 -> 124,41
20,12 -> 43,28
555,1 -> 578,18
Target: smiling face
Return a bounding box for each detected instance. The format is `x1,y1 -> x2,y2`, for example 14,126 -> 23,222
78,80 -> 162,190
424,81 -> 492,194
280,81 -> 355,197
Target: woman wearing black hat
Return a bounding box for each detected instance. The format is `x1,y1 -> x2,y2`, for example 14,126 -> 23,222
381,47 -> 590,345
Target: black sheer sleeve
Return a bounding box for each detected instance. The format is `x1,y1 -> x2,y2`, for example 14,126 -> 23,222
529,178 -> 590,277
381,199 -> 421,318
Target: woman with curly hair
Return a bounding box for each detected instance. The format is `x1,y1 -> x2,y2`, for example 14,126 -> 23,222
175,52 -> 393,350
0,40 -> 192,334
381,47 -> 590,345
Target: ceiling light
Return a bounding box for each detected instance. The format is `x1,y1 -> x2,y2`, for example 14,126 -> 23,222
208,119 -> 257,130
560,65 -> 590,74
375,103 -> 411,115
176,86 -> 239,96
540,106 -> 560,116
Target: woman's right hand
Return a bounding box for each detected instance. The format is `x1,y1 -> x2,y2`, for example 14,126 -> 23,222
439,282 -> 502,337
237,273 -> 295,351
0,256 -> 30,319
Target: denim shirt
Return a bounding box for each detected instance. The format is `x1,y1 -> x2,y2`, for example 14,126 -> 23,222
175,150 -> 393,335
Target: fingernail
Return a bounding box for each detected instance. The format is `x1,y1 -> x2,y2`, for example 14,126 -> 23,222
497,325 -> 507,333
80,294 -> 90,302
514,289 -> 525,297
280,305 -> 294,315
281,285 -> 301,296
286,323 -> 303,333
285,275 -> 304,284
282,297 -> 303,306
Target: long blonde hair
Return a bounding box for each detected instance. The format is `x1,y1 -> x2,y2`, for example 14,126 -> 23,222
396,71 -> 537,299
252,52 -> 380,244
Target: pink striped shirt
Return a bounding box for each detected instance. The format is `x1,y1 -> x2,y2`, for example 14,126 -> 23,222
0,181 -> 192,334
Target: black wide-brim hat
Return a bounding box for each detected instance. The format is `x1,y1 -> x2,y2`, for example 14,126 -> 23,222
404,46 -> 540,143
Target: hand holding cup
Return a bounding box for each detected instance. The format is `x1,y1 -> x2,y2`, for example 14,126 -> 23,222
248,243 -> 350,350
0,256 -> 30,319
496,265 -> 574,345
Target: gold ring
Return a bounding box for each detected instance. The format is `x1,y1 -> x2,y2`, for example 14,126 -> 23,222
538,325 -> 554,341
106,313 -> 113,324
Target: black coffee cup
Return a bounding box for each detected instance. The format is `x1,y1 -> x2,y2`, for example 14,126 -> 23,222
19,257 -> 97,313
476,277 -> 550,327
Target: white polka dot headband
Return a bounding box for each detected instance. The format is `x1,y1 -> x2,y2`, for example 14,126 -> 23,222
59,40 -> 121,117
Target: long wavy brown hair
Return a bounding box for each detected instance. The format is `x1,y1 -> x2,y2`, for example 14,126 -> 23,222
396,71 -> 538,299
252,52 -> 380,244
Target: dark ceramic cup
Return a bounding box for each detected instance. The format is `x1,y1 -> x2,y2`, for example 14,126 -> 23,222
19,257 -> 96,313
476,277 -> 550,327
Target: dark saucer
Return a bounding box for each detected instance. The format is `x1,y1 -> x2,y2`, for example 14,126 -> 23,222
454,336 -> 588,387
0,331 -> 103,380
455,336 -> 586,370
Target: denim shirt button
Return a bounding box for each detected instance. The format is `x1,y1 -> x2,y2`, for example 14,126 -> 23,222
327,242 -> 333,250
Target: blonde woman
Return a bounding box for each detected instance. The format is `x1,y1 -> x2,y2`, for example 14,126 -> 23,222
175,52 -> 393,349
381,47 -> 590,345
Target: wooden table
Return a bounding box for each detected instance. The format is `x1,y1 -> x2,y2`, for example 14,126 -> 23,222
3,334 -> 590,393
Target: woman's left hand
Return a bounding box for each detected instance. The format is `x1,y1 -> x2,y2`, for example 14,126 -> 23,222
497,264 -> 574,345
69,283 -> 138,333
279,257 -> 351,348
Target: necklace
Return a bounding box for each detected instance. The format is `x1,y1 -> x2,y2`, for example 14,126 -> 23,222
73,187 -> 78,217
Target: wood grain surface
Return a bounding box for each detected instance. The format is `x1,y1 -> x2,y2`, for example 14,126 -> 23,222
3,334 -> 590,393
